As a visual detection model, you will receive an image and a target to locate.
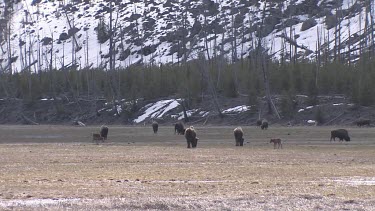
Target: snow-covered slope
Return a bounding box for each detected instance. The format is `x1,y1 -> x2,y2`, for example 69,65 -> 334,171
1,0 -> 373,72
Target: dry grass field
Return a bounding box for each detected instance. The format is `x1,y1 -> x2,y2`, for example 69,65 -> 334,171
0,125 -> 375,210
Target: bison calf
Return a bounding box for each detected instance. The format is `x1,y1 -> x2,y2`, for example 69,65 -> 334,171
261,120 -> 268,130
185,126 -> 199,148
92,133 -> 104,144
175,122 -> 185,135
100,126 -> 109,140
233,127 -> 244,146
270,138 -> 282,149
152,121 -> 159,134
330,129 -> 350,142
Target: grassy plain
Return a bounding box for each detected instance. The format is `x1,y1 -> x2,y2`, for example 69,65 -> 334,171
0,125 -> 374,210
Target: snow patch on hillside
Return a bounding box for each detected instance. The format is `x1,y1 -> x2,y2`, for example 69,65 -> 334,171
223,105 -> 251,114
134,99 -> 180,123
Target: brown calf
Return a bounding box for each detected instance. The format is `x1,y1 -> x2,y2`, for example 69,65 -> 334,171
270,138 -> 282,149
92,133 -> 104,144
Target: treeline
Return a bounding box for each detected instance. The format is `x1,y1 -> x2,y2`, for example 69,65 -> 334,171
1,55 -> 375,107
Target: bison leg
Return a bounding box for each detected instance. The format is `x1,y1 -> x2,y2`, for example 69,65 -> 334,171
274,142 -> 276,149
187,140 -> 191,148
235,140 -> 239,146
240,140 -> 244,146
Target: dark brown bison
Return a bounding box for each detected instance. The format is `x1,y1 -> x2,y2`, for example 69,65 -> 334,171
233,127 -> 244,146
100,126 -> 109,140
330,129 -> 350,142
356,119 -> 371,127
261,120 -> 268,130
184,126 -> 199,148
270,138 -> 282,149
175,122 -> 185,135
256,119 -> 262,127
152,121 -> 159,134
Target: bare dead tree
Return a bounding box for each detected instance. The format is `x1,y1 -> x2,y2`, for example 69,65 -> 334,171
368,0 -> 374,57
316,26 -> 321,88
338,5 -> 342,62
198,53 -> 223,117
203,11 -> 211,61
347,0 -> 352,66
256,0 -> 280,118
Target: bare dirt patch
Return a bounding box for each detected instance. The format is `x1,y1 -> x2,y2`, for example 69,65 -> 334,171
0,125 -> 375,210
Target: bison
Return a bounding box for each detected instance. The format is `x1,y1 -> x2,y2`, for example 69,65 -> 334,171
256,119 -> 262,127
92,133 -> 104,144
330,129 -> 350,142
175,122 -> 185,135
270,138 -> 282,149
356,119 -> 371,127
100,126 -> 109,140
152,121 -> 159,134
261,120 -> 268,130
233,127 -> 244,146
185,126 -> 199,148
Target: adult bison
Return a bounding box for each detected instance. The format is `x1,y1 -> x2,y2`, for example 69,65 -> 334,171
330,129 -> 350,142
233,127 -> 244,146
100,126 -> 109,140
185,126 -> 199,148
256,119 -> 262,127
356,119 -> 371,127
261,119 -> 268,130
174,122 -> 185,135
152,121 -> 159,134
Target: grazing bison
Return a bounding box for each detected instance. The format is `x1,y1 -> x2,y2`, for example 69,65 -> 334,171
270,138 -> 282,149
261,120 -> 268,130
330,129 -> 350,142
175,122 -> 185,135
92,133 -> 104,144
152,121 -> 159,134
100,126 -> 109,140
185,126 -> 199,148
356,119 -> 371,127
233,127 -> 244,146
256,119 -> 262,127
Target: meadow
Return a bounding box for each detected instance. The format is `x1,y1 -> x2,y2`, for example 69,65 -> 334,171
0,125 -> 374,210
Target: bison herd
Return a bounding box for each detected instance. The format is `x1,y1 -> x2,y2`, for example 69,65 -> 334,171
92,119 -> 356,148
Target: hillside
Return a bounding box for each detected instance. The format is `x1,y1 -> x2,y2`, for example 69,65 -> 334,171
0,94 -> 374,126
1,0 -> 373,72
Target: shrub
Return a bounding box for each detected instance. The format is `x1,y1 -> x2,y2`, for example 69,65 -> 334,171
301,18 -> 317,31
95,19 -> 110,44
315,108 -> 325,125
280,91 -> 295,118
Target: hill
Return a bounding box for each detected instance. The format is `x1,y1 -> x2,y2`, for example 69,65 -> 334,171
0,0 -> 373,71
